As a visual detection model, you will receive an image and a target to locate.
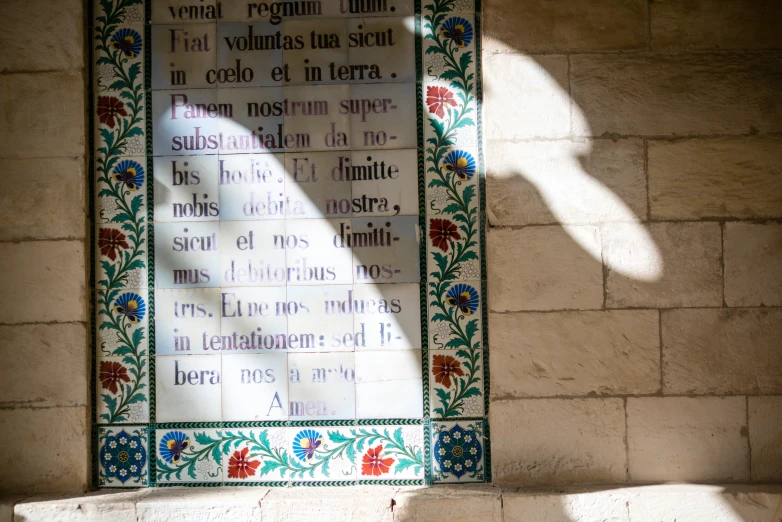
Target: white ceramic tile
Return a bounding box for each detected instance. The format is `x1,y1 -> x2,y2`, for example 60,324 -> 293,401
219,220 -> 287,286
216,22 -> 283,88
285,218 -> 354,285
355,350 -> 423,418
287,426 -> 357,482
430,349 -> 485,419
151,89 -> 221,156
348,17 -> 416,83
284,151 -> 352,219
423,80 -> 478,147
222,428 -> 290,483
352,283 -> 421,350
95,91 -> 147,156
155,428 -> 222,484
351,216 -> 421,284
351,149 -> 418,218
95,25 -> 145,92
425,146 -> 479,218
349,83 -> 417,150
286,285 -> 355,352
216,87 -> 285,154
95,222 -> 148,290
156,354 -> 222,422
285,0 -> 414,19
154,155 -> 220,222
154,288 -> 221,355
422,13 -> 477,83
282,18 -> 349,85
151,0 -> 220,24
428,280 -> 483,350
96,286 -> 150,359
154,221 -> 221,288
151,24 -> 217,89
218,153 -> 287,220
96,356 -> 150,424
96,155 -> 148,222
222,353 -> 288,420
354,425 -> 425,481
288,352 -> 356,420
282,84 -> 351,152
220,286 -> 288,351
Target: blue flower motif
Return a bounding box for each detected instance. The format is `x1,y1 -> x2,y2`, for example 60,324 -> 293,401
434,424 -> 482,479
292,429 -> 323,463
443,150 -> 476,181
113,160 -> 145,191
159,431 -> 190,464
440,17 -> 473,47
445,284 -> 479,315
113,293 -> 146,323
111,28 -> 142,59
100,429 -> 147,484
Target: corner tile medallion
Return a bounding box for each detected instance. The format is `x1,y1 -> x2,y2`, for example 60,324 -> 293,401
91,0 -> 488,487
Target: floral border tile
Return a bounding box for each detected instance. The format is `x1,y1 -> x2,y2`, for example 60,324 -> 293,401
287,427 -> 357,483
97,355 -> 150,424
155,428 -> 223,483
429,348 -> 484,419
98,425 -> 149,487
222,428 -> 290,483
428,279 -> 482,350
95,24 -> 145,92
431,420 -> 485,483
96,156 -> 147,224
354,425 -> 425,481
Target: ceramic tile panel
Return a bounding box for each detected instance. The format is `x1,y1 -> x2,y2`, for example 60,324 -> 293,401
93,0 -> 487,487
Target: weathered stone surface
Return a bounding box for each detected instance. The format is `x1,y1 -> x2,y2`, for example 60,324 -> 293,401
137,488 -> 263,522
483,0 -> 647,53
651,0 -> 782,50
503,489 -> 630,521
13,491 -> 147,522
393,486 -> 502,522
0,158 -> 86,240
0,72 -> 85,158
261,487 -> 395,521
483,55 -> 570,139
489,226 -> 603,311
749,397 -> 782,481
571,54 -> 782,136
604,222 -> 722,308
0,323 -> 88,408
491,310 -> 659,397
627,397 -> 749,482
662,308 -> 782,394
0,407 -> 88,493
725,223 -> 782,307
491,398 -> 626,484
0,496 -> 22,522
0,240 -> 86,323
487,139 -> 647,226
649,138 -> 782,220
0,0 -> 84,73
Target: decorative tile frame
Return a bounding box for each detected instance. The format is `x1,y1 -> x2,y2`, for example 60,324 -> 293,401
90,0 -> 488,487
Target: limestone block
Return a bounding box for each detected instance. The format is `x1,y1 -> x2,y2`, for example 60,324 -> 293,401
651,0 -> 782,50
0,323 -> 88,408
260,487 -> 396,521
0,0 -> 84,73
503,489 -> 630,522
491,398 -> 626,484
13,491 -> 147,522
0,407 -> 88,493
628,485 -> 782,522
627,397 -> 749,482
490,310 -> 659,397
604,222 -> 722,308
483,0 -> 647,53
0,72 -> 85,158
483,54 -> 570,140
393,486 -> 502,522
725,223 -> 782,307
662,308 -> 782,394
749,397 -> 782,481
649,137 -> 782,220
486,139 -> 647,226
488,226 -> 603,312
0,240 -> 86,323
136,488 -> 263,522
0,158 -> 86,240
571,54 -> 782,136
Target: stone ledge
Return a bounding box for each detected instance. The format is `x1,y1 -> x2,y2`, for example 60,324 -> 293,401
4,485 -> 782,522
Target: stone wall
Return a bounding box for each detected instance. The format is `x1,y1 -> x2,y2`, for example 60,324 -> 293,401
0,0 -> 90,493
484,0 -> 782,484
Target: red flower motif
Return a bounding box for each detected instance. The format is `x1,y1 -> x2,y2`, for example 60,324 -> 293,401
97,96 -> 127,128
227,447 -> 260,479
361,445 -> 394,476
100,361 -> 130,394
429,218 -> 460,252
432,355 -> 464,388
426,85 -> 457,118
98,228 -> 129,261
